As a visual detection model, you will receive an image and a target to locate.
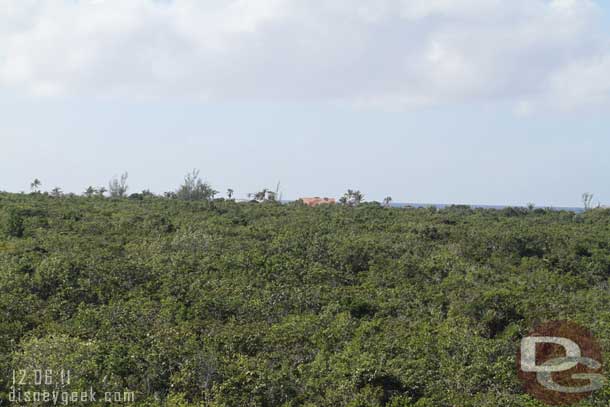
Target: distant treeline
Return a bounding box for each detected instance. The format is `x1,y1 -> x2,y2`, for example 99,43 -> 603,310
16,171 -> 601,211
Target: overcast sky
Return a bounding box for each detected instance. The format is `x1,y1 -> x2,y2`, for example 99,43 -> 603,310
1,0 -> 609,207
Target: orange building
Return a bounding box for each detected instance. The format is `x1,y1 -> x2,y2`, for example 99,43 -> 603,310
300,197 -> 336,206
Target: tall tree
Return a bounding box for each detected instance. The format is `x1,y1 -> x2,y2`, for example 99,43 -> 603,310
582,192 -> 594,211
249,188 -> 279,202
50,187 -> 63,197
84,186 -> 97,197
176,169 -> 217,201
30,178 -> 42,193
339,189 -> 364,207
109,173 -> 129,198
249,189 -> 268,202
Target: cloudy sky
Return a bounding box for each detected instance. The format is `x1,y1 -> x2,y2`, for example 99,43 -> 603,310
1,0 -> 609,206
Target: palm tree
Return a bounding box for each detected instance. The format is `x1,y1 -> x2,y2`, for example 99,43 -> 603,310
582,193 -> 594,211
252,189 -> 268,201
249,188 -> 280,202
383,196 -> 392,207
30,178 -> 42,193
227,188 -> 234,200
84,186 -> 97,197
339,189 -> 364,207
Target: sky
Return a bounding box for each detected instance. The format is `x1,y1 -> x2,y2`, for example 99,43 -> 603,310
1,0 -> 610,207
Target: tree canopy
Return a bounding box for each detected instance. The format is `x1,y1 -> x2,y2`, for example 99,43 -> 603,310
1,192 -> 609,406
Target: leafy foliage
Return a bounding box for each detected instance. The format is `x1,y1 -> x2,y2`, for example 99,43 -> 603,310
109,173 -> 129,198
176,170 -> 218,201
0,193 -> 609,406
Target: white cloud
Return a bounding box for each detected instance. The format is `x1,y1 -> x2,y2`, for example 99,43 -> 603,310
0,0 -> 609,111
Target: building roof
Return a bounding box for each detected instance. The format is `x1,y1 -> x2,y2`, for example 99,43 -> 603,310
300,197 -> 336,206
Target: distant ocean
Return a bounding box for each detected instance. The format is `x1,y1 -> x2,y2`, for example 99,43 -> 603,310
389,202 -> 585,213
281,200 -> 585,212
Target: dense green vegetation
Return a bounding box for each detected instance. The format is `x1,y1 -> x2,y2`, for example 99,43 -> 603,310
1,192 -> 609,406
